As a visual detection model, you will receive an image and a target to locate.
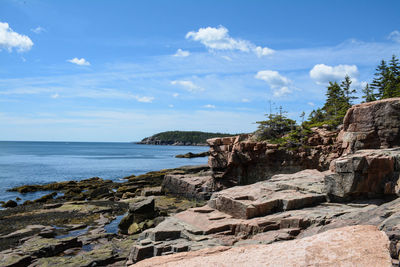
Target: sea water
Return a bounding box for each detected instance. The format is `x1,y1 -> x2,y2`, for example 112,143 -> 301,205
0,141 -> 208,203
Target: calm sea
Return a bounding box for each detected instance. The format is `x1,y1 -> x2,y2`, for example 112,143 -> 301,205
0,141 -> 209,203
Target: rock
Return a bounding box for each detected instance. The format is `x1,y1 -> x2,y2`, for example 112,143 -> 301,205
209,170 -> 327,219
16,236 -> 82,258
207,132 -> 340,187
140,217 -> 183,241
129,196 -> 155,214
88,186 -> 111,199
175,152 -> 210,158
132,225 -> 392,267
0,254 -> 32,267
339,98 -> 400,154
31,243 -> 119,267
162,174 -> 213,200
141,187 -> 162,197
127,244 -> 155,264
2,200 -> 17,208
119,197 -> 156,234
33,192 -> 57,203
325,148 -> 400,200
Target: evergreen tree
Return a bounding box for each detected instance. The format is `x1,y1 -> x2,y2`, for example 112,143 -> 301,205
340,75 -> 356,105
370,60 -> 389,99
361,83 -> 376,103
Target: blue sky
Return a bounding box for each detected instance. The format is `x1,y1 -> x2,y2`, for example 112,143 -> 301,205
1,0 -> 400,142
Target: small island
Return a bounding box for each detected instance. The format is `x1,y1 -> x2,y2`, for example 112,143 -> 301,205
137,131 -> 237,146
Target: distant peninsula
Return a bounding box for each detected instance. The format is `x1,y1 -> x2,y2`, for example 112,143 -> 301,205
137,131 -> 236,146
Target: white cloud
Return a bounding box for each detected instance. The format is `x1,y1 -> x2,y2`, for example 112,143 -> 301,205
170,80 -> 204,92
31,26 -> 46,34
255,70 -> 291,88
135,96 -> 154,103
254,46 -> 275,57
309,64 -> 358,84
173,48 -> 190,57
203,104 -> 216,109
388,30 -> 400,43
241,98 -> 250,103
186,25 -> 274,57
307,102 -> 315,107
168,104 -> 174,108
67,57 -> 91,66
273,86 -> 291,97
51,93 -> 60,99
172,93 -> 179,98
0,22 -> 33,52
255,70 -> 292,97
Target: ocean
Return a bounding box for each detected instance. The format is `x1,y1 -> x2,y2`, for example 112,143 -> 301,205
0,141 -> 209,203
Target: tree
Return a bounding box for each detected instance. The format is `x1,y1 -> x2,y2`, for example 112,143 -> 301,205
361,83 -> 376,103
370,60 -> 389,99
300,111 -> 305,124
323,81 -> 348,123
255,107 -> 297,140
340,75 -> 356,105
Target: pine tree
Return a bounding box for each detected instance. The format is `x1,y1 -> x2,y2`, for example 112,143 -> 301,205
340,75 -> 357,105
370,60 -> 389,99
361,83 -> 376,102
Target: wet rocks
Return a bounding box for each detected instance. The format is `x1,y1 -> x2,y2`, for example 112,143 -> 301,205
2,200 -> 17,208
175,151 -> 210,158
119,197 -> 157,235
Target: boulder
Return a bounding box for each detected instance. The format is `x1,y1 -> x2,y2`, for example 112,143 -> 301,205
119,197 -> 156,234
325,148 -> 400,200
339,98 -> 400,154
132,225 -> 392,267
162,174 -> 213,200
2,200 -> 17,208
208,170 -> 327,219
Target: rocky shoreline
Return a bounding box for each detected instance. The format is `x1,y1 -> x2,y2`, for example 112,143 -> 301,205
1,98 -> 400,266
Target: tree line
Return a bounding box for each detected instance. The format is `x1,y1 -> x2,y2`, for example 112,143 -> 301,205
255,54 -> 400,143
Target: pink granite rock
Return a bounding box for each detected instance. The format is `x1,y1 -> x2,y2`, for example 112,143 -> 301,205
133,225 -> 391,267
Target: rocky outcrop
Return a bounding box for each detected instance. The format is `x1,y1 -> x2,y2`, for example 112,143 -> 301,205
161,165 -> 214,200
339,98 -> 400,154
207,129 -> 340,187
208,170 -> 327,219
119,197 -> 157,235
175,151 -> 210,158
325,148 -> 400,200
132,225 -> 392,267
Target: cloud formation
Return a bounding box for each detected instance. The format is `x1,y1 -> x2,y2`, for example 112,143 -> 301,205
136,96 -> 154,103
203,104 -> 216,109
31,26 -> 46,34
186,26 -> 274,57
67,57 -> 91,66
170,80 -> 204,92
173,48 -> 190,57
309,64 -> 358,84
388,30 -> 400,43
255,70 -> 292,97
0,22 -> 33,52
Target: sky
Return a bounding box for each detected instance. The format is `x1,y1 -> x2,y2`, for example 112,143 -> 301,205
1,0 -> 400,142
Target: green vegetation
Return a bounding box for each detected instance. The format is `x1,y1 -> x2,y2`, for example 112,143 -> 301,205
255,54 -> 400,145
368,55 -> 400,99
140,131 -> 236,145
